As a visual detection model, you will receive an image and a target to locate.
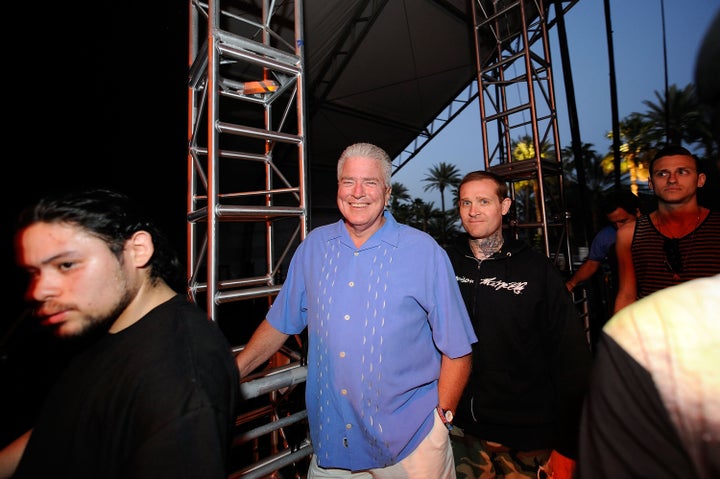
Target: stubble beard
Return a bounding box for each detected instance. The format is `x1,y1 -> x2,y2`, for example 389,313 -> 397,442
57,286 -> 135,342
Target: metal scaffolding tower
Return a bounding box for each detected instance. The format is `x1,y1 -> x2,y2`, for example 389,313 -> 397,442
471,0 -> 576,269
188,0 -> 309,323
187,0 -> 312,477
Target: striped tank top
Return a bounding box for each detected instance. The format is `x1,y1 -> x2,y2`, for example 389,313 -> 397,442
631,210 -> 720,299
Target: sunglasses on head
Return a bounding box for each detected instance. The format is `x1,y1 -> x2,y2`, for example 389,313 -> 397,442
663,237 -> 683,274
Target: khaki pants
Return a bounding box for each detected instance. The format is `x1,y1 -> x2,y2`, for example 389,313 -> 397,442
308,410 -> 455,479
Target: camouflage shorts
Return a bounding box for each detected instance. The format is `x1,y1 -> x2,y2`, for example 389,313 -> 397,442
449,427 -> 551,479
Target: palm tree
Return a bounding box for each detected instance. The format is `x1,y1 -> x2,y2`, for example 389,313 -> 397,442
563,143 -> 619,194
422,162 -> 462,244
602,112 -> 655,195
422,162 -> 461,214
511,136 -> 555,225
388,181 -> 412,224
409,198 -> 438,233
389,182 -> 411,211
447,185 -> 461,229
642,83 -> 706,149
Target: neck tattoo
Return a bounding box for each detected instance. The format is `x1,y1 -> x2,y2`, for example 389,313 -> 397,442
469,231 -> 504,260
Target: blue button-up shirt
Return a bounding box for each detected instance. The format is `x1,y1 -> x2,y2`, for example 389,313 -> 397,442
267,211 -> 477,471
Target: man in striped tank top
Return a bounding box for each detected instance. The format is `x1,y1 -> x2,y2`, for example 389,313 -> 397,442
614,145 -> 720,313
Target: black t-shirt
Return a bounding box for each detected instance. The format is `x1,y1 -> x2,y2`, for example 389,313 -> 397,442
14,295 -> 239,479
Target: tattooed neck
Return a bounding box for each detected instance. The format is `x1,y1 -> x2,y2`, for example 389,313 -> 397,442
468,230 -> 504,260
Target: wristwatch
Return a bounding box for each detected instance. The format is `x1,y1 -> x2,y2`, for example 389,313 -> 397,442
437,405 -> 454,430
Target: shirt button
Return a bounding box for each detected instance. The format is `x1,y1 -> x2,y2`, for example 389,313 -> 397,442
354,251 -> 359,256
341,389 -> 348,395
339,351 -> 346,358
344,314 -> 350,320
348,281 -> 354,287
346,424 -> 352,429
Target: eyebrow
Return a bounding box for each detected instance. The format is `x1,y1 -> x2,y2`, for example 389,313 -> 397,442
653,167 -> 696,173
340,177 -> 385,186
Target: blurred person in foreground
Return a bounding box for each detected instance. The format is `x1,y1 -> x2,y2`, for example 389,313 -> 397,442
0,188 -> 239,479
613,145 -> 720,313
236,142 -> 477,478
446,171 -> 591,479
577,273 -> 720,479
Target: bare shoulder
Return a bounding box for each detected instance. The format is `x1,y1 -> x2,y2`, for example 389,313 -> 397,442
616,220 -> 634,244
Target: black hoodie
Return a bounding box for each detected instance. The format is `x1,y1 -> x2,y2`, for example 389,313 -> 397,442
445,234 -> 591,459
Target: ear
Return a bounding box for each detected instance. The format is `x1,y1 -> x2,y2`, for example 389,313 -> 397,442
127,230 -> 155,269
500,197 -> 512,215
697,172 -> 707,188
